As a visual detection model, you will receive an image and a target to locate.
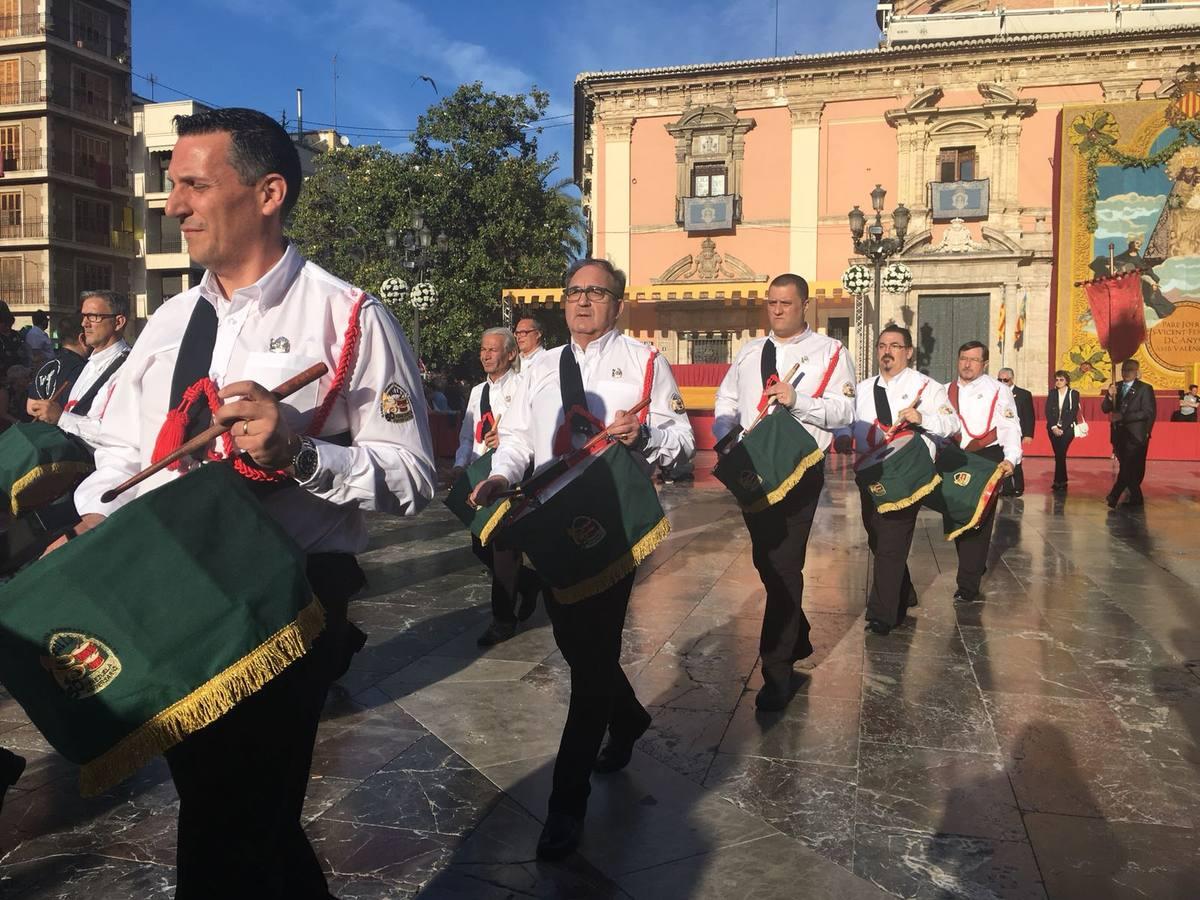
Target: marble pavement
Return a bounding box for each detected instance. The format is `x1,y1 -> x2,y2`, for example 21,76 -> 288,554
1,454 -> 1199,898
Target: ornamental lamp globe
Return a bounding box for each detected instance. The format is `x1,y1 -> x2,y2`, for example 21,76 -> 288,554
893,204 -> 911,241
871,183 -> 887,212
848,205 -> 866,240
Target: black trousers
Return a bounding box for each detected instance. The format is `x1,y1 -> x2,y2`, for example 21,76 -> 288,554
165,554 -> 365,900
545,571 -> 645,818
954,445 -> 1004,599
471,535 -> 541,623
858,489 -> 920,627
1049,430 -> 1073,485
743,464 -> 823,677
1002,462 -> 1025,495
1110,430 -> 1150,501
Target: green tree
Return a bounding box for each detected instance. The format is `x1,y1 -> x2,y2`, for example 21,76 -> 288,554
289,82 -> 582,373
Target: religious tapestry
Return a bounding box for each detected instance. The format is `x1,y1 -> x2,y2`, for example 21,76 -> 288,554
1055,68 -> 1200,390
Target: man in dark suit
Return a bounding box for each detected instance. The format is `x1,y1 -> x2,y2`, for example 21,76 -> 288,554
997,368 -> 1035,496
1101,359 -> 1156,508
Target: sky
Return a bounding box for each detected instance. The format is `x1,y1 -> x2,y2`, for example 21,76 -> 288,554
132,0 -> 880,180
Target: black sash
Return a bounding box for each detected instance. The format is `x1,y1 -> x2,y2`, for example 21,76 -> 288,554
559,346 -> 597,440
873,378 -> 892,426
480,381 -> 492,421
169,299 -> 219,446
72,350 -> 130,417
760,339 -> 777,389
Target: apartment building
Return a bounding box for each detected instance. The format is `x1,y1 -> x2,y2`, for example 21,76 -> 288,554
0,0 -> 133,322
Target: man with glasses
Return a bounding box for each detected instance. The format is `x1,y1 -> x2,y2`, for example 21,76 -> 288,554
945,341 -> 1020,603
27,291 -> 130,447
851,325 -> 956,635
712,273 -> 857,710
1102,359 -> 1155,508
470,258 -> 693,861
996,367 -> 1034,496
514,316 -> 546,365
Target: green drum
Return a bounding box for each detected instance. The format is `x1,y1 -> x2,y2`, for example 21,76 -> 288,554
0,463 -> 324,796
503,443 -> 670,604
0,422 -> 94,514
444,449 -> 511,545
713,410 -> 823,514
854,431 -> 941,514
927,444 -> 1004,541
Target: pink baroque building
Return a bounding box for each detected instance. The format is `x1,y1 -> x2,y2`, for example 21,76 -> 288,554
506,0 -> 1200,406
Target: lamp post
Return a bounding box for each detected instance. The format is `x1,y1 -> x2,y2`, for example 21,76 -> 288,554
848,185 -> 910,377
385,211 -> 449,363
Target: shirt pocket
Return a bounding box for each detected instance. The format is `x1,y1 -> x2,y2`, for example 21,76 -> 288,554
594,378 -> 643,421
237,351 -> 323,419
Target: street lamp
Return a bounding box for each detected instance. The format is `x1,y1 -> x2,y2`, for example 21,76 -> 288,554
385,212 -> 449,362
848,184 -> 909,377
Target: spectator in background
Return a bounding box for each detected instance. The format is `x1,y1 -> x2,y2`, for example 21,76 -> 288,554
424,376 -> 451,413
0,365 -> 32,429
0,301 -> 29,373
1045,369 -> 1081,492
30,313 -> 90,400
1102,359 -> 1156,509
515,316 -> 546,365
1172,385 -> 1198,423
24,310 -> 53,369
997,368 -> 1035,496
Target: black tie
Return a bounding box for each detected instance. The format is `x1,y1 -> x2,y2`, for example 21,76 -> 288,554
873,378 -> 892,426
760,339 -> 777,388
558,346 -> 595,438
169,299 -> 219,444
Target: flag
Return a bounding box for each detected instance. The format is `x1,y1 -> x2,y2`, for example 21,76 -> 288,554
1014,293 -> 1027,347
1082,271 -> 1146,364
996,300 -> 1006,352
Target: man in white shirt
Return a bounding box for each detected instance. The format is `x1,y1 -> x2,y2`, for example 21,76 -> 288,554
27,291 -> 131,447
50,107 -> 435,897
851,325 -> 957,635
514,315 -> 546,365
712,273 -> 857,711
450,326 -> 541,644
471,258 -> 693,861
23,310 -> 53,369
944,340 -> 1020,603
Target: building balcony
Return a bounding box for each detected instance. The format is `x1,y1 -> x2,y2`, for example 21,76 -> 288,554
0,14 -> 51,40
72,227 -> 134,252
0,148 -> 47,174
0,282 -> 46,307
68,94 -> 132,128
146,237 -> 185,254
0,216 -> 46,240
0,80 -> 49,108
50,152 -> 130,190
65,29 -> 130,66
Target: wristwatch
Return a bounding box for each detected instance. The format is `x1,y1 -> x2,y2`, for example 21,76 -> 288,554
632,423 -> 651,452
291,436 -> 320,484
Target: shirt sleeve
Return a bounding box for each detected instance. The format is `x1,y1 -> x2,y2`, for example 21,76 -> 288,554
455,385 -> 479,468
490,369 -> 536,486
918,379 -> 957,438
643,354 -> 695,467
303,300 -> 436,517
712,352 -> 744,442
996,384 -> 1024,465
791,344 -> 857,431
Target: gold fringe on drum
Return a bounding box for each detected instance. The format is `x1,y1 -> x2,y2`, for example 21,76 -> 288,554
552,516 -> 672,605
876,474 -> 942,515
742,448 -> 824,515
9,461 -> 95,515
78,597 -> 326,797
945,467 -> 1005,542
477,498 -> 512,546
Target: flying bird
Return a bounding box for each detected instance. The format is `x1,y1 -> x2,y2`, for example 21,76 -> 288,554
412,74 -> 439,95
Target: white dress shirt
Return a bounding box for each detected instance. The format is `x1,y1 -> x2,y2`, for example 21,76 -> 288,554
713,328 -> 857,451
519,344 -> 546,367
57,338 -> 130,446
491,328 -> 694,489
944,372 -> 1023,466
74,244 -> 436,553
455,368 -> 520,468
851,367 -> 957,460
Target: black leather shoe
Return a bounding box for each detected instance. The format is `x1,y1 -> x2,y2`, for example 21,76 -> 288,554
953,589 -> 976,604
1125,495 -> 1144,508
1106,494 -> 1119,509
0,748 -> 26,814
865,619 -> 892,636
476,620 -> 517,647
537,811 -> 583,861
594,711 -> 652,774
755,668 -> 796,712
516,586 -> 541,622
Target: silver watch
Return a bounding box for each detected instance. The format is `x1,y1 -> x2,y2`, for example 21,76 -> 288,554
291,436 -> 319,484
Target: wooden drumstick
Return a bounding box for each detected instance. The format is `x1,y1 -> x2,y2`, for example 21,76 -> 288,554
99,362 -> 328,504
745,363 -> 801,435
883,381 -> 928,440
49,379 -> 71,404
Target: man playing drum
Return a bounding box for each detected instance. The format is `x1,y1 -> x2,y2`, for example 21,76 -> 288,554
470,258 -> 694,861
712,273 -> 857,711
27,291 -> 131,447
851,325 -> 956,635
449,326 -> 542,645
943,341 -> 1019,603
48,108 -> 436,898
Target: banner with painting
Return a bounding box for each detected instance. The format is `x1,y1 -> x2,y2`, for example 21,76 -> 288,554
1055,66 -> 1200,390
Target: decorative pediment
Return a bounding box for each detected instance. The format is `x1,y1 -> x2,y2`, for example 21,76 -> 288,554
906,86 -> 944,112
666,105 -> 754,135
652,238 -> 765,284
978,82 -> 1018,105
905,219 -> 1027,255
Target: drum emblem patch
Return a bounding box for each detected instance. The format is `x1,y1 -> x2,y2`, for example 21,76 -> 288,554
954,472 -> 972,487
567,516 -> 606,549
869,482 -> 886,496
738,470 -> 763,491
380,381 -> 414,423
42,632 -> 122,699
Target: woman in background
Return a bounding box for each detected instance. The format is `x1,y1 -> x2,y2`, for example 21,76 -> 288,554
1045,370 -> 1081,492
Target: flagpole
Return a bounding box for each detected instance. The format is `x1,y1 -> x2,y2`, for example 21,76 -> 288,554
1108,242 -> 1116,384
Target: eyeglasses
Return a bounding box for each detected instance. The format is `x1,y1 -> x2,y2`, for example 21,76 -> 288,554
563,285 -> 617,303
876,342 -> 907,352
81,313 -> 118,323
997,377 -> 1013,384
514,329 -> 537,336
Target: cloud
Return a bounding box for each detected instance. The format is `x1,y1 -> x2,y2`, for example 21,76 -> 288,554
1094,191 -> 1166,241
1154,256 -> 1200,297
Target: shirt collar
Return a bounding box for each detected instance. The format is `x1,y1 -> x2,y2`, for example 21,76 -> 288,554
521,345 -> 544,360
769,326 -> 812,347
488,368 -> 516,386
878,366 -> 913,387
571,327 -> 619,357
87,338 -> 129,366
199,243 -> 304,312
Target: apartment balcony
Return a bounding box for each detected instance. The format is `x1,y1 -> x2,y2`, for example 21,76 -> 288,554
0,80 -> 49,108
0,282 -> 46,307
0,14 -> 51,40
0,14 -> 130,67
68,94 -> 132,129
65,29 -> 130,66
73,227 -> 134,252
0,216 -> 46,240
144,235 -> 191,269
50,151 -> 130,190
0,148 -> 48,175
